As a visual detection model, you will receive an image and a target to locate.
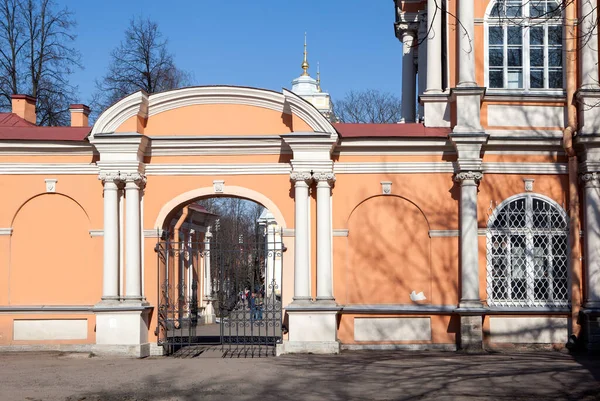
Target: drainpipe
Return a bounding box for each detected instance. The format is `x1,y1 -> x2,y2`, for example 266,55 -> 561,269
563,0 -> 582,342
174,206 -> 189,326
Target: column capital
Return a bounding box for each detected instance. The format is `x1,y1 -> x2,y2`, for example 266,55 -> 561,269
454,171 -> 483,184
98,171 -> 124,184
395,22 -> 419,39
124,172 -> 147,188
313,172 -> 336,185
581,172 -> 600,188
290,171 -> 313,185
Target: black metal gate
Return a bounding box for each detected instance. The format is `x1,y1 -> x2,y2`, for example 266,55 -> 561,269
155,230 -> 284,357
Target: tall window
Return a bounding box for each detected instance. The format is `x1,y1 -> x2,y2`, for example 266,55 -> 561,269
486,194 -> 569,308
487,0 -> 563,90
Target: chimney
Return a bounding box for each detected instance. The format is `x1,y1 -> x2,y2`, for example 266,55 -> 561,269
69,104 -> 91,127
11,94 -> 36,124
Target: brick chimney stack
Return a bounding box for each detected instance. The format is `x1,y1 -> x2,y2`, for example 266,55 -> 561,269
69,104 -> 91,127
11,95 -> 36,124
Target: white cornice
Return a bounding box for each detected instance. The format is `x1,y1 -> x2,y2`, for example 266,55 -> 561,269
91,91 -> 149,137
334,162 -> 454,174
282,89 -> 338,137
148,86 -> 287,117
145,163 -> 291,176
0,141 -> 95,156
0,164 -> 98,174
484,162 -> 567,174
147,136 -> 290,156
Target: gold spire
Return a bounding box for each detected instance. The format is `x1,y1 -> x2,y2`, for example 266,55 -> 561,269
316,62 -> 322,92
301,32 -> 309,76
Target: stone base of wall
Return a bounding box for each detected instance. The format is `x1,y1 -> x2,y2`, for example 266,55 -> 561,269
582,309 -> 600,351
460,315 -> 484,352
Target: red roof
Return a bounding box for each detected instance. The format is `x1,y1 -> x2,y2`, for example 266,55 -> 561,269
0,113 -> 90,141
334,123 -> 451,138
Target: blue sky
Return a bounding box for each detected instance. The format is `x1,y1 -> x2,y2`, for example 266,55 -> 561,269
62,0 -> 402,105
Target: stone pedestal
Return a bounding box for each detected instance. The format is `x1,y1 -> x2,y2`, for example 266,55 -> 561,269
277,304 -> 340,355
93,303 -> 152,357
457,313 -> 484,352
420,92 -> 451,127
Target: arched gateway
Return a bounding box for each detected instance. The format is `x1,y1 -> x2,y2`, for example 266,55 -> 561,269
87,86 -> 338,356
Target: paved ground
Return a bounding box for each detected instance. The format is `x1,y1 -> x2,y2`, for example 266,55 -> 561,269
1,350 -> 599,401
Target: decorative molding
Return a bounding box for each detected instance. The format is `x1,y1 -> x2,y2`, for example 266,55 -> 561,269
454,171 -> 484,183
0,142 -> 95,156
312,172 -> 335,184
282,89 -> 338,136
429,229 -> 487,237
483,162 -> 567,174
334,162 -> 454,174
340,304 -> 457,314
146,136 -> 289,156
333,229 -> 349,237
523,178 -> 535,192
91,91 -> 149,136
213,180 -> 224,193
98,171 -> 125,183
89,230 -> 103,237
282,228 -> 295,237
381,181 -> 392,194
0,305 -> 93,313
45,178 -> 57,193
144,229 -> 164,238
0,228 -> 13,236
581,172 -> 600,187
290,171 -> 312,183
0,164 -> 98,175
145,163 -> 290,176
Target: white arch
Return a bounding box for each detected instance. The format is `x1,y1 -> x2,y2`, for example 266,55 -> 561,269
153,185 -> 288,230
487,192 -> 567,228
90,86 -> 337,138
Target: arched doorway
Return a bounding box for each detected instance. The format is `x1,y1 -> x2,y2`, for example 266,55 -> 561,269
155,193 -> 286,356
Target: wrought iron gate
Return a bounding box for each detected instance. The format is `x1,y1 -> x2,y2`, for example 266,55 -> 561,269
155,230 -> 284,356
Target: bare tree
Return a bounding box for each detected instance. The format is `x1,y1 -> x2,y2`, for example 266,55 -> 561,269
94,17 -> 192,116
335,89 -> 402,123
0,0 -> 80,125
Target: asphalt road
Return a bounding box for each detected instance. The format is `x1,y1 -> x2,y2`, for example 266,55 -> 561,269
1,350 -> 599,401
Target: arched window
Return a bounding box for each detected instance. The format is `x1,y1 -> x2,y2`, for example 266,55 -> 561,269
486,194 -> 569,308
486,0 -> 563,90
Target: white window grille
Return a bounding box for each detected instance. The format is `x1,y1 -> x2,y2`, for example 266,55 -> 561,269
486,194 -> 569,308
486,0 -> 563,90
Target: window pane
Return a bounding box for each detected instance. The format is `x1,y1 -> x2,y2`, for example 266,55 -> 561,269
534,279 -> 550,300
548,26 -> 562,45
530,69 -> 544,88
489,69 -> 504,88
493,279 -> 508,299
489,48 -> 504,66
548,48 -> 562,66
506,1 -> 523,17
530,48 -> 544,67
490,3 -> 501,17
508,48 -> 522,66
489,26 -> 503,45
548,70 -> 562,88
530,1 -> 545,18
530,27 -> 544,45
507,69 -> 523,88
507,26 -> 522,44
547,1 -> 562,17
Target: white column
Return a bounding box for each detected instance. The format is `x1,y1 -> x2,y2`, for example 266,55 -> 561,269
582,173 -> 600,308
401,29 -> 417,123
455,171 -> 483,306
314,172 -> 335,302
580,0 -> 599,88
100,173 -> 121,301
291,171 -> 312,301
204,227 -> 212,300
124,173 -> 144,301
457,0 -> 477,87
426,0 -> 442,92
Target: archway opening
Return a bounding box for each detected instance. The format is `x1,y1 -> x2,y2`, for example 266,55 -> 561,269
156,195 -> 284,357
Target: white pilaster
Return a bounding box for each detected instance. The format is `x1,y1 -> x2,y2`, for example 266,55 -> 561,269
580,0 -> 599,89
99,172 -> 122,301
124,173 -> 145,301
426,0 -> 442,92
457,0 -> 476,87
454,171 -> 483,308
400,28 -> 417,123
582,173 -> 600,309
314,172 -> 335,302
291,171 -> 312,302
